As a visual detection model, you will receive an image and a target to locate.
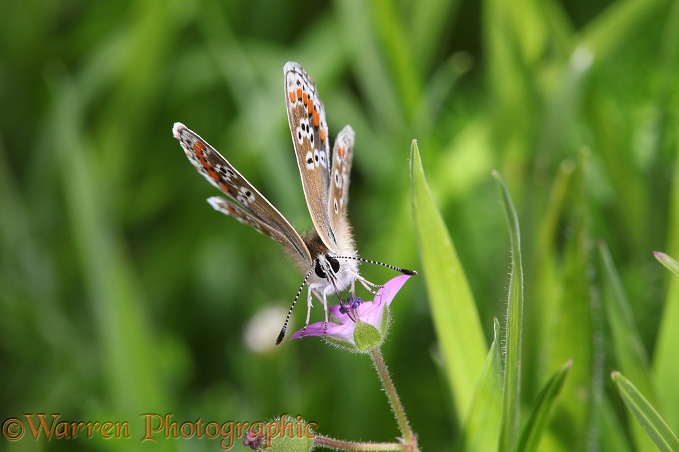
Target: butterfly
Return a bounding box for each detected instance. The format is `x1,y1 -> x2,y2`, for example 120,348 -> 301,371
173,62 -> 415,344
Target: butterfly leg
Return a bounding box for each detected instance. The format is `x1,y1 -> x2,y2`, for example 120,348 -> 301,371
300,287 -> 314,338
321,293 -> 329,335
359,279 -> 380,295
345,268 -> 381,295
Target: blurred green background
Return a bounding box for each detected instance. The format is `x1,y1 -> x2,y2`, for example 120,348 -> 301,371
1,0 -> 678,450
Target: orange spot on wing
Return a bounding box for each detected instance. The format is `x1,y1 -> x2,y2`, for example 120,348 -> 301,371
193,141 -> 206,153
319,128 -> 326,142
193,142 -> 219,181
220,183 -> 231,195
338,146 -> 345,157
313,110 -> 319,127
288,90 -> 296,103
307,100 -> 313,115
297,88 -> 303,102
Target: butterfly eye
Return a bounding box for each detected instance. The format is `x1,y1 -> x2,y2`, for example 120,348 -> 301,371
328,256 -> 340,274
313,256 -> 341,279
314,260 -> 327,279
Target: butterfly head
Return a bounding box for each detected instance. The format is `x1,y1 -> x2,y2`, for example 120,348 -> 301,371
299,230 -> 359,296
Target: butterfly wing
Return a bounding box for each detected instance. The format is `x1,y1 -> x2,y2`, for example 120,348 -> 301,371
284,62 -> 337,250
328,125 -> 355,229
206,196 -> 304,252
173,122 -> 311,262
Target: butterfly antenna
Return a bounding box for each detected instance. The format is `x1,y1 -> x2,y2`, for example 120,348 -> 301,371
338,256 -> 417,276
276,267 -> 313,345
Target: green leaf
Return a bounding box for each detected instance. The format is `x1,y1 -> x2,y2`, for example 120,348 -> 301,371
460,318 -> 502,452
654,251 -> 679,278
492,171 -> 524,452
410,140 -> 487,421
599,242 -> 657,450
654,30 -> 679,427
523,159 -> 573,400
517,360 -> 572,452
612,372 -> 679,451
599,243 -> 655,384
542,150 -> 598,449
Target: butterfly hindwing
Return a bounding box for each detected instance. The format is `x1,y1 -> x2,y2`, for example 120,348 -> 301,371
207,196 -> 309,262
328,125 -> 355,232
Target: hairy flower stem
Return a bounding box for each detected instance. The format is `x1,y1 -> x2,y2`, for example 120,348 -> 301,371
370,347 -> 419,451
313,435 -> 404,450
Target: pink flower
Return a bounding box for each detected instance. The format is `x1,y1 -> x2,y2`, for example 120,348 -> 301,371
291,275 -> 412,351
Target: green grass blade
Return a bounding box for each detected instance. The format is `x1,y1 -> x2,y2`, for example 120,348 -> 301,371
410,140 -> 487,421
581,0 -> 670,63
516,360 -> 572,452
599,242 -> 656,390
411,0 -> 463,71
599,242 -> 657,450
654,251 -> 679,278
543,150 -> 598,448
612,371 -> 679,452
492,171 -> 524,452
460,318 -> 502,452
49,76 -> 171,438
370,0 -> 421,120
523,160 -> 573,400
336,0 -> 404,131
600,398 -> 635,452
599,242 -> 654,394
654,56 -> 679,429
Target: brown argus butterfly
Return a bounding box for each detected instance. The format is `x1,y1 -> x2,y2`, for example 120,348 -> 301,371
173,62 -> 414,344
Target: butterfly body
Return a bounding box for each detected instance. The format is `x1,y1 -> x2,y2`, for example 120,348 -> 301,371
299,223 -> 358,296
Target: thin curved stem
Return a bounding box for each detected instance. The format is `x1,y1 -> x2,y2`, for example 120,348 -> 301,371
369,347 -> 419,451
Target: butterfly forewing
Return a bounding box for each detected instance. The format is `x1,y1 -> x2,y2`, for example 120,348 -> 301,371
173,122 -> 311,262
283,62 -> 338,250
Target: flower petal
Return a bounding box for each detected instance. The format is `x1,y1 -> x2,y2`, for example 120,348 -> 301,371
324,322 -> 356,343
375,274 -> 412,306
356,301 -> 383,327
290,320 -> 355,343
328,303 -> 351,324
290,321 -> 326,339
